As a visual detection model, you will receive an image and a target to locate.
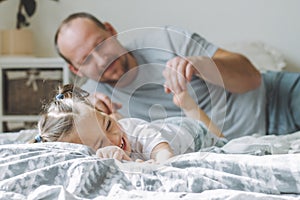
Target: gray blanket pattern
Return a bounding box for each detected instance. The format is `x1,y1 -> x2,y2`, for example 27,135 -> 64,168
0,131 -> 300,199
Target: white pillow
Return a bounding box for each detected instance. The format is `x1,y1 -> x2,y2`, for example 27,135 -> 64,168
223,41 -> 286,72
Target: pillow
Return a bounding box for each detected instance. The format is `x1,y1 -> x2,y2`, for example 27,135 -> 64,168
0,129 -> 38,144
222,41 -> 286,72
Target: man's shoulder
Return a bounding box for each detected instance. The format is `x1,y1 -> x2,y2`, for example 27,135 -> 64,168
163,25 -> 193,35
123,25 -> 193,49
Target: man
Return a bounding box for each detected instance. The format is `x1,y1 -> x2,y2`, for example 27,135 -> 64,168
54,12 -> 300,139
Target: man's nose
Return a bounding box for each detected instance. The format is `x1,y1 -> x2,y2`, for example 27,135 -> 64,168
91,51 -> 107,68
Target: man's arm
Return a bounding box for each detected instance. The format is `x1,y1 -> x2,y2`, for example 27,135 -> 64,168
210,48 -> 261,93
163,48 -> 261,94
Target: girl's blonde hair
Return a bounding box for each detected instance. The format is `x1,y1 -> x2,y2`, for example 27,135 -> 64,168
30,84 -> 90,143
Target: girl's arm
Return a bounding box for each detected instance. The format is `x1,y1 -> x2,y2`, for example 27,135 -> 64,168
173,91 -> 224,138
150,142 -> 174,164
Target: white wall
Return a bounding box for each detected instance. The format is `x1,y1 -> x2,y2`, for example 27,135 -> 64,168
1,0 -> 299,71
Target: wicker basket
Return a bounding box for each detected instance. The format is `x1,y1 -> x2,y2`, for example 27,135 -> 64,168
3,69 -> 62,115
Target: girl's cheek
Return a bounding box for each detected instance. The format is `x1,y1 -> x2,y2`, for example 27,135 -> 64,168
110,137 -> 119,146
99,140 -> 114,150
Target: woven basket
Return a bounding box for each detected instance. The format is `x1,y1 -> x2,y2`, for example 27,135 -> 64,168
3,69 -> 62,115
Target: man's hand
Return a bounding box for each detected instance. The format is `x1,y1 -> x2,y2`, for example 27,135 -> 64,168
88,92 -> 122,114
164,49 -> 262,94
162,55 -> 225,93
163,56 -> 195,94
96,146 -> 131,161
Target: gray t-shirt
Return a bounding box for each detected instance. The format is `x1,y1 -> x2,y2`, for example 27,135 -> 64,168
82,26 -> 266,139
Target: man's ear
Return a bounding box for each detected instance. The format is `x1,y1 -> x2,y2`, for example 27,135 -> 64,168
103,22 -> 117,36
68,64 -> 83,77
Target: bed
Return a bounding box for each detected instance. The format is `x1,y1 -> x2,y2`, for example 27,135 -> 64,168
1,42 -> 299,199
0,128 -> 300,199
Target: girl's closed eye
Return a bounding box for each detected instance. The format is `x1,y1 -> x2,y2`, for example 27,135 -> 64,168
106,118 -> 111,131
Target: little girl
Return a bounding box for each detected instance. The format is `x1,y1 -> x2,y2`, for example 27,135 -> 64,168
32,84 -> 225,163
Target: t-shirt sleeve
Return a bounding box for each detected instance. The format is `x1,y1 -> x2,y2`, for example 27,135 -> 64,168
140,127 -> 169,160
124,25 -> 218,59
164,25 -> 218,58
118,118 -> 169,160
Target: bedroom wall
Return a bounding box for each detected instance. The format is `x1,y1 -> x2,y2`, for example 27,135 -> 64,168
0,0 -> 299,71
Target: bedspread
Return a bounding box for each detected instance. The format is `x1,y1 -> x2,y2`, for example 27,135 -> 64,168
0,131 -> 300,199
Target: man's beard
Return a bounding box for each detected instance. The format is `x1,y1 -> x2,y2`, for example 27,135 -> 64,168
100,54 -> 129,86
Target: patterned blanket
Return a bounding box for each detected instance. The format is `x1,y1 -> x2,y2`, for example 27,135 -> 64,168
0,130 -> 300,200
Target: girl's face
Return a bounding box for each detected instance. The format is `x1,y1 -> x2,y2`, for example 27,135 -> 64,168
59,102 -> 131,155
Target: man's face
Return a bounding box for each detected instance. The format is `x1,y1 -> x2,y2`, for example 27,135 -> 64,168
57,18 -> 130,85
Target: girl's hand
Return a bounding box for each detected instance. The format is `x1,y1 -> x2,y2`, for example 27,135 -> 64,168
135,159 -> 156,164
96,146 -> 131,161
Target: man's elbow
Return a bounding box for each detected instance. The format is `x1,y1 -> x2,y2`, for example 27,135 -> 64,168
250,70 -> 262,90
239,54 -> 262,93
229,68 -> 262,94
